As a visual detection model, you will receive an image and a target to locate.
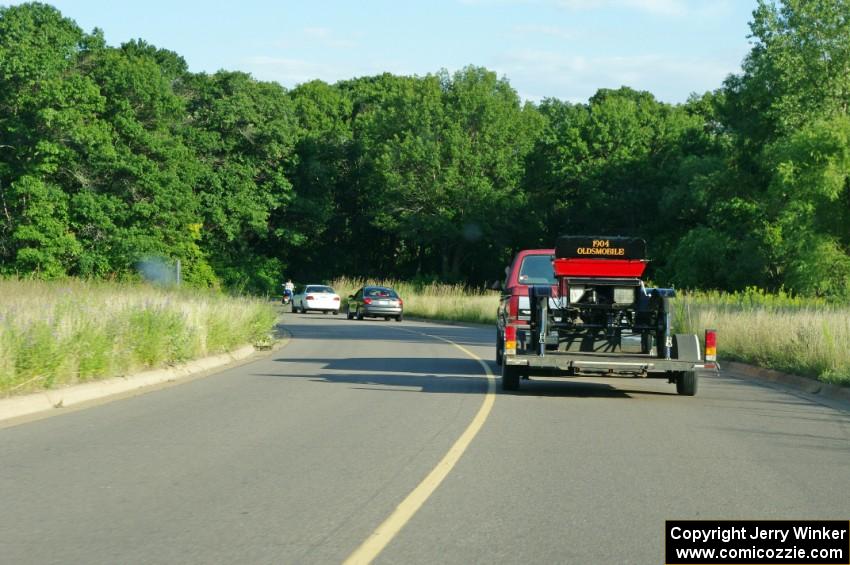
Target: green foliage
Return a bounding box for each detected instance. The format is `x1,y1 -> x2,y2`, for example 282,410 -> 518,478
355,67 -> 543,281
3,1 -> 850,303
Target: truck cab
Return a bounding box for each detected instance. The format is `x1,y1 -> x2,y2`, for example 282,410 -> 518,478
496,249 -> 558,364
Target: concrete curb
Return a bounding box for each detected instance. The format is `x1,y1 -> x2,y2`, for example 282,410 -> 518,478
723,361 -> 850,405
0,326 -> 292,424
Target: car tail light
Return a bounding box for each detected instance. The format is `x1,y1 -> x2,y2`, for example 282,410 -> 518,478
505,325 -> 517,356
704,329 -> 717,361
508,294 -> 518,319
363,297 -> 372,305
333,296 -> 340,301
398,298 -> 403,306
306,295 -> 315,300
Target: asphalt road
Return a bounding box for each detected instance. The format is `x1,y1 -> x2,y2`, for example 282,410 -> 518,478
2,313 -> 849,564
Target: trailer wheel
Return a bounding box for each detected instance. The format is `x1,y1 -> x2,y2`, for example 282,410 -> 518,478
501,363 -> 521,391
676,371 -> 698,396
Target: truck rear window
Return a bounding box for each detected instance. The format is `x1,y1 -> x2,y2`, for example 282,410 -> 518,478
518,255 -> 555,285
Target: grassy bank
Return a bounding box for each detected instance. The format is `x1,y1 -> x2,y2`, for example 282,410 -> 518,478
329,279 -> 849,385
0,278 -> 277,396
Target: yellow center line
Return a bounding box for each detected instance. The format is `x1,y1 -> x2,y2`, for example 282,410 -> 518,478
343,329 -> 496,565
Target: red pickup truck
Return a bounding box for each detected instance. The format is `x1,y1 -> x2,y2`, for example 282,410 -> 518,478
496,248 -> 558,365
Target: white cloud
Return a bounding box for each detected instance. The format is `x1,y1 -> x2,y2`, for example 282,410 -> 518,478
463,0 -> 694,17
242,56 -> 348,86
511,24 -> 577,40
272,27 -> 358,50
305,27 -> 358,49
242,56 -> 421,88
555,0 -> 687,16
622,0 -> 687,16
498,48 -> 739,102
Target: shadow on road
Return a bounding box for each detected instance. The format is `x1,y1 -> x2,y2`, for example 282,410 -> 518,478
258,356 -> 677,399
255,370 -> 486,395
503,379 -> 677,398
273,356 -> 481,376
280,317 -> 493,348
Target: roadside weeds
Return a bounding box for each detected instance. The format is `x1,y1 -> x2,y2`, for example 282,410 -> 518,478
0,326 -> 291,427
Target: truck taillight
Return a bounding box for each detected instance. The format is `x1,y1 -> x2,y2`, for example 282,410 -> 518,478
705,329 -> 717,361
505,325 -> 517,356
508,295 -> 518,318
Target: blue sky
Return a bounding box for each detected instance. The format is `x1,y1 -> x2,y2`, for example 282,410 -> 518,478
15,0 -> 758,104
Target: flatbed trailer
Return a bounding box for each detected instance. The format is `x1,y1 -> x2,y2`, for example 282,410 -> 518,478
499,236 -> 718,395
502,342 -> 718,395
505,350 -> 716,375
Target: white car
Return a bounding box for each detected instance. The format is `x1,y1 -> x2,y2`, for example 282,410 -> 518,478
292,284 -> 341,314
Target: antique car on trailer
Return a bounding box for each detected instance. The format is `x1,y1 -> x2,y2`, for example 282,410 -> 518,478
497,236 -> 717,395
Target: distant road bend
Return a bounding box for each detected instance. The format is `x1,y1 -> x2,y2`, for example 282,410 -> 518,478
2,314 -> 849,564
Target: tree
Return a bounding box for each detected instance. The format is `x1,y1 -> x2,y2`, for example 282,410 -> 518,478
357,67 -> 543,280
765,116 -> 850,295
716,0 -> 850,295
283,80 -> 353,280
183,71 -> 298,291
0,3 -> 99,276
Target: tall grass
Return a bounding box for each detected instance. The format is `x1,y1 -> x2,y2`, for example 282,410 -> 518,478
0,278 -> 277,396
675,288 -> 850,386
328,279 -> 849,385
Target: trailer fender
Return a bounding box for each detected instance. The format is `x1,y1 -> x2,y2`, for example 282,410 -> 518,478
672,334 -> 701,362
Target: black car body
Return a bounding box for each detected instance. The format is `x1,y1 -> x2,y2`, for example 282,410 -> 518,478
346,286 -> 403,321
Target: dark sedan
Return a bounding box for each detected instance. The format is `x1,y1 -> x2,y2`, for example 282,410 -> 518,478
346,286 -> 403,321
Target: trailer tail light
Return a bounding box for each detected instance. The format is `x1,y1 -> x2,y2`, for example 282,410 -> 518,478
705,329 -> 717,361
505,325 -> 517,356
363,297 -> 372,305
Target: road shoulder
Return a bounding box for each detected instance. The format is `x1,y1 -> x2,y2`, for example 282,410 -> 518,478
723,361 -> 850,411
